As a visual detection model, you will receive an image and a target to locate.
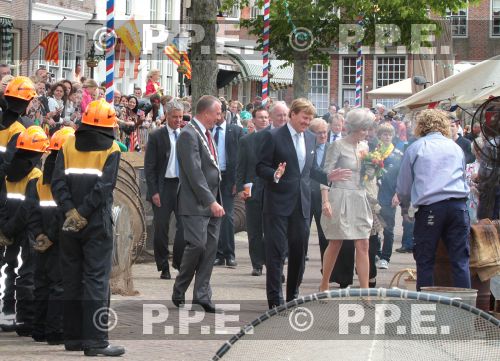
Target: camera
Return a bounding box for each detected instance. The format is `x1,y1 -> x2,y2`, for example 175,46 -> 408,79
49,72 -> 56,78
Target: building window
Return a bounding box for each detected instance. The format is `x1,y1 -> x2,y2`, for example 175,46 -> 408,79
376,56 -> 406,88
164,0 -> 173,28
125,0 -> 132,16
446,8 -> 467,37
373,98 -> 403,109
164,60 -> 174,96
39,29 -> 84,80
250,0 -> 263,19
225,4 -> 240,19
150,0 -> 158,21
340,57 -> 359,107
493,0 -> 500,36
308,64 -> 329,116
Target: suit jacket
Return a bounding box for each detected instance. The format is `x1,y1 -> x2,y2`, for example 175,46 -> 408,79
256,125 -> 328,218
177,120 -> 221,217
221,123 -> 243,186
236,130 -> 266,201
144,126 -> 172,202
311,142 -> 329,194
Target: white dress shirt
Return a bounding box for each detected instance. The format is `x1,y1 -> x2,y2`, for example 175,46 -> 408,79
165,125 -> 179,178
287,122 -> 306,172
329,132 -> 342,143
212,121 -> 227,171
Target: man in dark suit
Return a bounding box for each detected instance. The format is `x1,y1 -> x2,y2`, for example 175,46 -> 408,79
172,95 -> 225,313
144,101 -> 185,279
327,114 -> 343,143
256,98 -> 351,308
213,108 -> 244,267
308,118 -> 329,263
236,107 -> 270,276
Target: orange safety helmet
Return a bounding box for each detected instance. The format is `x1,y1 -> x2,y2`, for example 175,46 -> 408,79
48,126 -> 75,150
82,99 -> 118,128
4,76 -> 37,101
16,126 -> 50,153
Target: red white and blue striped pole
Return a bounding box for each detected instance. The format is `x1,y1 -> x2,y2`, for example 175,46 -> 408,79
355,16 -> 363,108
262,0 -> 270,106
105,0 -> 115,103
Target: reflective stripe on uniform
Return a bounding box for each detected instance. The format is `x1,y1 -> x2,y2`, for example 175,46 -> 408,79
40,200 -> 57,207
64,168 -> 103,177
0,146 -> 6,153
7,193 -> 25,200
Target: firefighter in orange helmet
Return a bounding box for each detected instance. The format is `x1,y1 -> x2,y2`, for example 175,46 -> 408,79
0,126 -> 48,336
30,126 -> 75,344
51,100 -> 125,356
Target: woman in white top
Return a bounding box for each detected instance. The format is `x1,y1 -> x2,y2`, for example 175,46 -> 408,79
46,82 -> 66,128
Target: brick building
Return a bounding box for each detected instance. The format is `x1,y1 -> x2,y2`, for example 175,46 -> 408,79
0,0 -> 30,75
217,0 -> 500,114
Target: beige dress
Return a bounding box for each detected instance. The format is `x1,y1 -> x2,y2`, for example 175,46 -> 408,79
320,139 -> 373,240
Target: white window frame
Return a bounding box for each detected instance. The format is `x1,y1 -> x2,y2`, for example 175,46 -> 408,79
446,8 -> 468,38
164,0 -> 173,28
10,29 -> 20,75
38,29 -> 85,81
308,64 -> 330,116
150,0 -> 158,21
125,0 -> 132,16
374,55 -> 407,89
339,56 -> 359,107
164,59 -> 174,96
249,0 -> 263,19
492,0 -> 500,37
225,4 -> 241,20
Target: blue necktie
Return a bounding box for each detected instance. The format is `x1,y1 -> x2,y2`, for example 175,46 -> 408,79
214,126 -> 222,145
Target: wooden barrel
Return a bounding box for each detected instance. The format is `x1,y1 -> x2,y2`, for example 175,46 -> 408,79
434,238 -> 491,311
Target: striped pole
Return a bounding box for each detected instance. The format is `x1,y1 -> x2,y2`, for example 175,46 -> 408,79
355,16 -> 363,108
105,0 -> 115,103
262,0 -> 270,106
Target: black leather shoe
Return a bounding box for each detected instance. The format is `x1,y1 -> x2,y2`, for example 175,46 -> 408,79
84,345 -> 125,357
171,289 -> 185,308
251,268 -> 262,276
192,301 -> 221,314
160,266 -> 171,280
226,258 -> 238,268
395,247 -> 413,253
214,258 -> 225,266
0,320 -> 16,332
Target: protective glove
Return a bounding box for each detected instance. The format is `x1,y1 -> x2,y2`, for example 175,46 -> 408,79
34,233 -> 53,253
62,208 -> 88,232
0,230 -> 13,247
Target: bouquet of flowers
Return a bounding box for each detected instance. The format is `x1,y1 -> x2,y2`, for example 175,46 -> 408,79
361,144 -> 392,183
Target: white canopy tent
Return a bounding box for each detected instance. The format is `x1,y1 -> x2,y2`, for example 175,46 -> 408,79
367,78 -> 413,99
394,56 -> 500,112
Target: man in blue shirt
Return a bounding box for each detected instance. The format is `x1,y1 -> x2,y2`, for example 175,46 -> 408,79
396,109 -> 470,291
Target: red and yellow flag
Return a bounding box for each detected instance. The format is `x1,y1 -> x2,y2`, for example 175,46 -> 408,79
39,32 -> 59,64
164,43 -> 192,80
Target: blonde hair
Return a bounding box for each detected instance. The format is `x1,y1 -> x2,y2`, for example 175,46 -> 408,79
147,69 -> 160,80
414,109 -> 451,138
289,98 -> 316,117
82,79 -> 98,89
377,123 -> 395,137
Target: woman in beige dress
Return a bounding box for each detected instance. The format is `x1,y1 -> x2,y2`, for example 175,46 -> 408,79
319,108 -> 375,291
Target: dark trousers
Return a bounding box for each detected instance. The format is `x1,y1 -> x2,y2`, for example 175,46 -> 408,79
245,197 -> 265,269
33,246 -> 63,341
216,173 -> 236,260
152,178 -> 183,271
402,217 -> 415,250
264,200 -> 309,308
310,190 -> 328,261
413,198 -> 471,291
379,205 -> 396,262
60,212 -> 113,349
1,242 -> 20,315
3,235 -> 34,327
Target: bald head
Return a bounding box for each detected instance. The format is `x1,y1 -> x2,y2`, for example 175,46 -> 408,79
269,101 -> 288,128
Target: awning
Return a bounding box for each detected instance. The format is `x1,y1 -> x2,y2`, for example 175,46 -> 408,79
367,78 -> 413,98
226,52 -> 293,87
217,57 -> 240,89
0,16 -> 13,64
456,83 -> 500,104
394,55 -> 500,112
